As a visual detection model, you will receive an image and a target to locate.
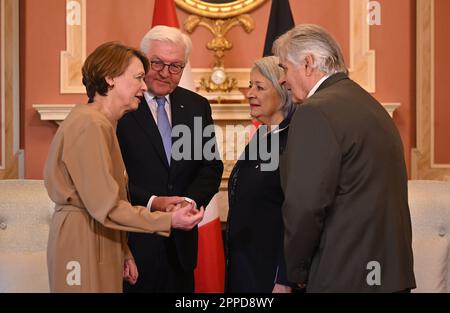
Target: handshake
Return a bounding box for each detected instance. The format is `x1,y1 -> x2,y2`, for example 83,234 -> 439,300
124,196 -> 204,286
152,196 -> 204,231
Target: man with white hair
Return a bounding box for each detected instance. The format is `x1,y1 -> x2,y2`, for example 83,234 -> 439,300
117,26 -> 223,292
274,24 -> 416,292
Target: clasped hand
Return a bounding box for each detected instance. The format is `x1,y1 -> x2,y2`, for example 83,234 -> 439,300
153,196 -> 204,230
152,196 -> 195,212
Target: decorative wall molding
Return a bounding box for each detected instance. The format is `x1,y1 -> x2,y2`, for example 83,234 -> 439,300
33,101 -> 253,128
33,102 -> 398,125
412,0 -> 450,181
1,0 -> 5,170
383,103 -> 401,118
348,0 -> 376,93
0,0 -> 20,179
60,0 -> 86,94
33,104 -> 76,125
59,0 -> 376,94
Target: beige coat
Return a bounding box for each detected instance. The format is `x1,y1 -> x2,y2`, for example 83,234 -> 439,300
44,104 -> 172,292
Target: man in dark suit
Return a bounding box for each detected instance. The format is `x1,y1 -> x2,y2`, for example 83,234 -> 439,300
117,25 -> 223,292
273,24 -> 416,292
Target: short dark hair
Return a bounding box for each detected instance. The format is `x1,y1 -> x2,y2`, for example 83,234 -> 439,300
82,41 -> 149,103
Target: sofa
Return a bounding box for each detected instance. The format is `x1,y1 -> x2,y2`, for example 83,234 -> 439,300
1,179 -> 450,292
0,180 -> 54,292
409,180 -> 450,292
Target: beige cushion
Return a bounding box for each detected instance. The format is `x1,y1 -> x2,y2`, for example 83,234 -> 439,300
0,180 -> 54,293
409,180 -> 450,293
0,252 -> 49,292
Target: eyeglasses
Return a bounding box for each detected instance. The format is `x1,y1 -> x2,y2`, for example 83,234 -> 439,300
150,60 -> 185,75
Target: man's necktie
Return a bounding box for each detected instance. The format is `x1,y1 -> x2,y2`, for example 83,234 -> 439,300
155,96 -> 172,165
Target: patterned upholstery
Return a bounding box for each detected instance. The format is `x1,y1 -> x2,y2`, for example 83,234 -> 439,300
0,180 -> 54,292
409,180 -> 450,292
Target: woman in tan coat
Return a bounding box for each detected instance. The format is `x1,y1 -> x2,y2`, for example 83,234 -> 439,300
44,42 -> 204,292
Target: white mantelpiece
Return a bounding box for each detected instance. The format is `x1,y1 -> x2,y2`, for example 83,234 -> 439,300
382,103 -> 401,118
33,102 -> 400,125
33,102 -> 252,124
32,104 -> 75,125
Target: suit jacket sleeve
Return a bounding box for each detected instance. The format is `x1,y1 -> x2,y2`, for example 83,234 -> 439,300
275,246 -> 291,286
62,121 -> 172,236
114,124 -> 153,206
183,98 -> 224,208
281,105 -> 340,285
127,181 -> 152,207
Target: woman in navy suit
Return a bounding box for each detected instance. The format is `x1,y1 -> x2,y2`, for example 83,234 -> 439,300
226,56 -> 296,293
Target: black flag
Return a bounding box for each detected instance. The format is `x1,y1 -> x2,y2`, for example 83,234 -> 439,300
263,0 -> 295,56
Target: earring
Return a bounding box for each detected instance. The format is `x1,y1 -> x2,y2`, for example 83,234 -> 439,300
108,78 -> 115,89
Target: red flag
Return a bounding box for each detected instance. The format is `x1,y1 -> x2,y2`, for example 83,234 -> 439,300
152,0 -> 179,28
151,0 -> 225,292
195,195 -> 225,293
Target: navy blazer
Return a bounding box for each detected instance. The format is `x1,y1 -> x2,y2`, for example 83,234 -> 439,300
117,86 -> 223,273
226,117 -> 292,292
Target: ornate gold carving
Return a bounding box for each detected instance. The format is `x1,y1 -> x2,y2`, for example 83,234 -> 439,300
175,0 -> 266,19
185,14 -> 253,60
199,74 -> 237,93
184,14 -> 254,94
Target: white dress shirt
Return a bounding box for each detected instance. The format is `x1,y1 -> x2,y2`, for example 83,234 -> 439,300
307,75 -> 330,98
144,91 -> 172,126
143,91 -> 172,210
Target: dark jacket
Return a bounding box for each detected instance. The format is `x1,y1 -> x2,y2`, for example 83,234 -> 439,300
226,117 -> 292,292
281,73 -> 416,292
117,86 -> 223,291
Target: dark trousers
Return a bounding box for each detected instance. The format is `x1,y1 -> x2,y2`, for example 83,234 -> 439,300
123,233 -> 194,293
394,289 -> 412,293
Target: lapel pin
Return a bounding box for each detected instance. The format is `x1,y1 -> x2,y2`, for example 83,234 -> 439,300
180,105 -> 184,108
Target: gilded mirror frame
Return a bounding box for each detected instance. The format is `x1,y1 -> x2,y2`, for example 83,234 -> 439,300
174,0 -> 267,19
